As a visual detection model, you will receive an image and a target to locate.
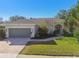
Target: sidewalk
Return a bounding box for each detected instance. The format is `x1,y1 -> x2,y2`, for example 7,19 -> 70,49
17,54 -> 71,58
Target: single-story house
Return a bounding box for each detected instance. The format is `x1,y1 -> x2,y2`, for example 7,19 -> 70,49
0,18 -> 64,38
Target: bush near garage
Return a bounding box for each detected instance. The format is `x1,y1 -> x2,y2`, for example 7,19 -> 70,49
32,26 -> 50,39
0,26 -> 5,40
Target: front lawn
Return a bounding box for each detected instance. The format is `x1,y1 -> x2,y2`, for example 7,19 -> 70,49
19,37 -> 79,56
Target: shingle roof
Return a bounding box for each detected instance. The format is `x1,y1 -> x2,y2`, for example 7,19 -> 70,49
5,20 -> 35,24
30,18 -> 64,24
2,18 -> 64,25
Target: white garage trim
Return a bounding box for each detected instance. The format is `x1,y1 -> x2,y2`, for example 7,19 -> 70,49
5,24 -> 37,38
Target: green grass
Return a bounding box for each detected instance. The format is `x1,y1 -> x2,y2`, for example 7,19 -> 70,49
19,37 -> 79,56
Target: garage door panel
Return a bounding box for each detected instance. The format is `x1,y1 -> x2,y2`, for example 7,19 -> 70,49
9,28 -> 31,38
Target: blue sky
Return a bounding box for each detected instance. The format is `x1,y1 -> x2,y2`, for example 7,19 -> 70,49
0,0 -> 77,20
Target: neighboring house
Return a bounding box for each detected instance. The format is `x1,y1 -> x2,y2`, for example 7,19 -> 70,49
0,18 -> 64,38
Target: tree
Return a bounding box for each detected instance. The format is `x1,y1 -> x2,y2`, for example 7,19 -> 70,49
55,0 -> 79,36
55,9 -> 67,19
9,15 -> 26,21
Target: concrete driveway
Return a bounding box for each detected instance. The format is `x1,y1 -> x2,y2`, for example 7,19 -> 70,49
7,38 -> 31,45
0,38 -> 31,58
0,37 -> 58,58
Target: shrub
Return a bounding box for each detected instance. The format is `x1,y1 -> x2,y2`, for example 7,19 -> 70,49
0,26 -> 5,40
34,26 -> 48,39
63,29 -> 73,37
53,29 -> 61,36
53,24 -> 62,36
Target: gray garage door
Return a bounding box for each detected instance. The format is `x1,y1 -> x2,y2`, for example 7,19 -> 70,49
9,28 -> 31,38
